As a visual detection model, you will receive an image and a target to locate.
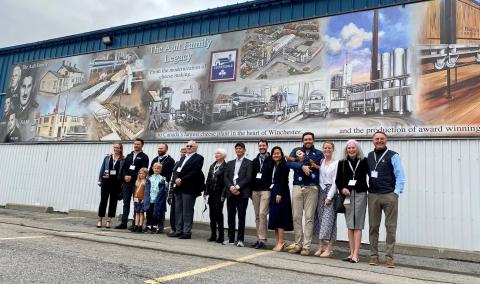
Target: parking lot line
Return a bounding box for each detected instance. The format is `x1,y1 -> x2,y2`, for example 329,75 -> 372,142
0,235 -> 48,241
144,251 -> 274,284
48,217 -> 86,220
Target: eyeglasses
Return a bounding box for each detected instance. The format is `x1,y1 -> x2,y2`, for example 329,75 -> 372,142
186,145 -> 193,148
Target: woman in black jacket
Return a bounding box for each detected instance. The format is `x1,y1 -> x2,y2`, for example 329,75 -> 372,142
97,143 -> 125,228
205,148 -> 227,243
268,146 -> 293,251
335,139 -> 369,263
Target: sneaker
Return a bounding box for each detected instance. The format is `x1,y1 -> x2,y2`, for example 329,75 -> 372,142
114,224 -> 127,229
236,241 -> 245,247
286,243 -> 297,250
300,248 -> 310,256
385,256 -> 395,268
222,240 -> 235,245
288,246 -> 302,254
255,241 -> 266,249
369,256 -> 380,266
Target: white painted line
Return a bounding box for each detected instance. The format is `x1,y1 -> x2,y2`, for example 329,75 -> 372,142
0,235 -> 48,241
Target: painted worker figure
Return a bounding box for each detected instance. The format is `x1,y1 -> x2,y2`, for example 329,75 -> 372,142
367,131 -> 406,268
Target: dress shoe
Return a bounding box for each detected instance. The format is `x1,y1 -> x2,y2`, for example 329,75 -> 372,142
114,224 -> 127,229
342,257 -> 352,262
178,234 -> 191,239
349,257 -> 359,263
207,235 -> 217,242
128,225 -> 135,231
105,218 -> 112,229
255,241 -> 266,249
156,228 -> 164,234
168,231 -> 182,237
216,237 -> 224,243
250,241 -> 259,248
96,218 -> 103,228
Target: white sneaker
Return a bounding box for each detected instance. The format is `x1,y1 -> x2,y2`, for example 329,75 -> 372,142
236,241 -> 245,247
223,240 -> 235,245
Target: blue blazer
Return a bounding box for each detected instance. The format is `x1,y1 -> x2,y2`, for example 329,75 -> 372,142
143,177 -> 168,216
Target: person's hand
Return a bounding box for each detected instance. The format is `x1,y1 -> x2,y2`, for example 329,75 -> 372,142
325,198 -> 332,205
97,181 -> 101,187
234,190 -> 241,196
229,186 -> 237,193
302,165 -> 311,176
341,188 -> 350,196
175,178 -> 182,186
124,176 -> 132,183
276,195 -> 281,204
221,197 -> 225,202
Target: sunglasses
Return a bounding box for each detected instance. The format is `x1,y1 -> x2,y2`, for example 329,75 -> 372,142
186,145 -> 193,148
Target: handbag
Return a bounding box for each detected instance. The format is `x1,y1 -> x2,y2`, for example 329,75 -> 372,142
333,193 -> 345,213
333,160 -> 346,213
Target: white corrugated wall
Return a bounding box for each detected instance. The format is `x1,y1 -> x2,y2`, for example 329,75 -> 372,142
0,139 -> 478,251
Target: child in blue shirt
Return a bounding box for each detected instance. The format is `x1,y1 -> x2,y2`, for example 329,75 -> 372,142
144,162 -> 168,234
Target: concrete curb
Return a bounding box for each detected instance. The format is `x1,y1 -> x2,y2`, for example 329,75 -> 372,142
5,203 -> 53,213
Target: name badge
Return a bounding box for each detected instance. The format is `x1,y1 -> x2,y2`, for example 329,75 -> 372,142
269,184 -> 274,189
256,173 -> 262,179
110,170 -> 117,176
348,179 -> 357,186
129,165 -> 135,170
371,171 -> 378,178
177,167 -> 182,173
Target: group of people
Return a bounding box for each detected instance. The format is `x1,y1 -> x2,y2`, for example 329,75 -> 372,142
97,131 -> 405,268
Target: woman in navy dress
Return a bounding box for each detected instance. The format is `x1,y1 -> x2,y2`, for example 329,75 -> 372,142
268,146 -> 293,251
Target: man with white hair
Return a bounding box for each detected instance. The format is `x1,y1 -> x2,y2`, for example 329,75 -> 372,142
4,113 -> 21,142
168,140 -> 204,239
8,65 -> 22,109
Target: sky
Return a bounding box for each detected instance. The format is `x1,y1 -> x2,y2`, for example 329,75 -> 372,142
323,5 -> 413,77
0,0 -> 250,48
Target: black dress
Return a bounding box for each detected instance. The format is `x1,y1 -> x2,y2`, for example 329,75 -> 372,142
268,161 -> 293,231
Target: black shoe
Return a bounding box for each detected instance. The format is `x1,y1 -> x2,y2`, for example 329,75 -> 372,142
131,226 -> 138,232
143,226 -> 149,233
342,257 -> 352,262
216,236 -> 224,243
114,224 -> 127,229
128,225 -> 135,231
255,241 -> 266,249
168,231 -> 182,238
137,228 -> 144,234
156,228 -> 164,234
250,241 -> 259,248
178,234 -> 191,239
208,235 -> 217,242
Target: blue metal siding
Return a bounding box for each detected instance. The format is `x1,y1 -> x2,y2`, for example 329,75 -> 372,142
0,0 -> 427,93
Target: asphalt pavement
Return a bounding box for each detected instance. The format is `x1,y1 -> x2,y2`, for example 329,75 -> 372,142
0,208 -> 479,284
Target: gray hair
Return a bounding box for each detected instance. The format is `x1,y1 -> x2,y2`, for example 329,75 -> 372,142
214,148 -> 227,159
342,139 -> 365,160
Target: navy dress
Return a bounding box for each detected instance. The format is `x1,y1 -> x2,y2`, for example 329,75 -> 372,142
268,162 -> 294,231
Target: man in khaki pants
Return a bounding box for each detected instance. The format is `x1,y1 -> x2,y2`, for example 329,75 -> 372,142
367,131 -> 406,268
286,132 -> 324,256
251,139 -> 274,249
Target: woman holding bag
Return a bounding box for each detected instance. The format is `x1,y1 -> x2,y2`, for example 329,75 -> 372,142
97,143 -> 125,228
313,141 -> 339,258
335,140 -> 369,263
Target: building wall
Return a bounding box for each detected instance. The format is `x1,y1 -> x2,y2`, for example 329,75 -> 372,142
39,72 -> 59,94
0,139 -> 478,252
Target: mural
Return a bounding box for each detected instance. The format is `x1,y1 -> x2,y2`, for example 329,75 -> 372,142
1,0 -> 480,143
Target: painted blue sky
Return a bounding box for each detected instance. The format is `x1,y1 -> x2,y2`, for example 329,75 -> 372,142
323,5 -> 414,76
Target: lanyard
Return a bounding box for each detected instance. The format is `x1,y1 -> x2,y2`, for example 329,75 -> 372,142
373,150 -> 389,170
132,152 -> 138,166
348,159 -> 360,179
259,156 -> 265,172
112,157 -> 118,168
272,165 -> 277,184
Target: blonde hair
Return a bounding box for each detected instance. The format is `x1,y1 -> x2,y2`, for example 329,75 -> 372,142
342,139 -> 365,160
152,162 -> 163,172
135,168 -> 149,188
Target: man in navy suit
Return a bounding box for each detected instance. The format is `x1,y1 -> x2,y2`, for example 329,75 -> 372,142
168,140 -> 204,239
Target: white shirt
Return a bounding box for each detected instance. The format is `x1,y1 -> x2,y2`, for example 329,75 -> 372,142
319,159 -> 339,200
233,156 -> 244,188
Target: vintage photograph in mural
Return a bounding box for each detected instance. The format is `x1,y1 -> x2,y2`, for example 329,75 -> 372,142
1,0 -> 480,143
